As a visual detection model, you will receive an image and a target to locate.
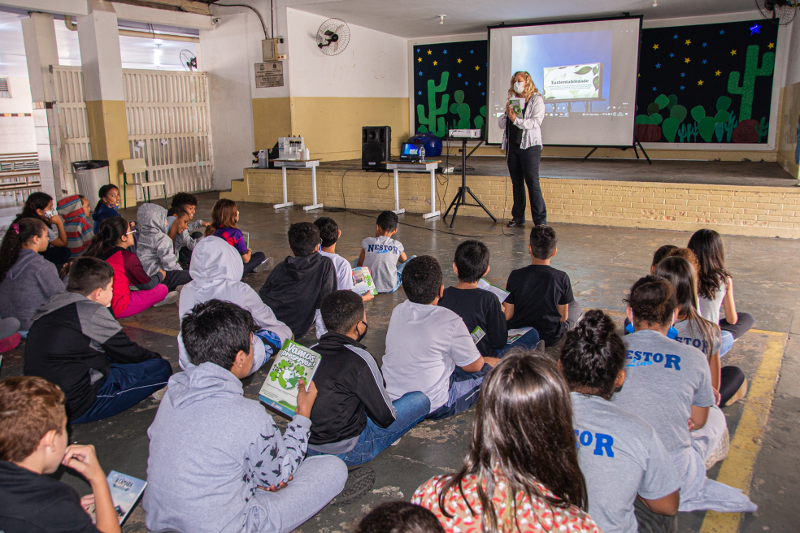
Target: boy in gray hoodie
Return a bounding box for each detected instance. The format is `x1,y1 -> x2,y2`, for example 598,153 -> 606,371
144,299 -> 347,533
135,202 -> 192,291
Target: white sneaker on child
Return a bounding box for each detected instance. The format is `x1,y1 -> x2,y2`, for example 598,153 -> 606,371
154,291 -> 180,307
253,257 -> 274,273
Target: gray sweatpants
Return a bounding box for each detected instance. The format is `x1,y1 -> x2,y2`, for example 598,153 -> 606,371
249,455 -> 347,533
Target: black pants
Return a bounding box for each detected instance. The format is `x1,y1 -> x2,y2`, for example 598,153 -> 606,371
507,143 -> 545,225
162,269 -> 192,291
634,496 -> 677,533
720,312 -> 755,339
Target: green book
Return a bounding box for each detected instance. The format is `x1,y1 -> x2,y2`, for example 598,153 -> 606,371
259,340 -> 321,418
352,266 -> 378,296
471,326 -> 486,344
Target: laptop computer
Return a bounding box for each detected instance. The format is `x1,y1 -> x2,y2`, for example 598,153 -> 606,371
390,142 -> 424,163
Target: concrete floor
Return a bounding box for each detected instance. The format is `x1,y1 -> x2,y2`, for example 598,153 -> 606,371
2,191 -> 798,533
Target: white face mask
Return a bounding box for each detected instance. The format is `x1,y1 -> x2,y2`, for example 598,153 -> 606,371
514,81 -> 525,94
45,209 -> 57,218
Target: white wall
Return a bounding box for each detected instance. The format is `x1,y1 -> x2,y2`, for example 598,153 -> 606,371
286,8 -> 407,98
0,76 -> 36,153
785,19 -> 800,87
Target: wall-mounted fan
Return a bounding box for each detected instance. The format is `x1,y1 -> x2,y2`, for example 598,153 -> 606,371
180,49 -> 198,71
754,0 -> 797,25
316,18 -> 350,56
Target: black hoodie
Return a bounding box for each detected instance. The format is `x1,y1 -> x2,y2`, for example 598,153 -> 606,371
258,253 -> 337,338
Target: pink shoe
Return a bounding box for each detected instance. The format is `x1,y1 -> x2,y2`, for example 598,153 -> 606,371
0,333 -> 21,352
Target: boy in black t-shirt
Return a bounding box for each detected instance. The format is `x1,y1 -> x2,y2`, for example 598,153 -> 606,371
440,240 -> 541,357
0,376 -> 120,533
504,226 -> 582,347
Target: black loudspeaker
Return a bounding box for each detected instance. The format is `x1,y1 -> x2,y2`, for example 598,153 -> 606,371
362,126 -> 391,171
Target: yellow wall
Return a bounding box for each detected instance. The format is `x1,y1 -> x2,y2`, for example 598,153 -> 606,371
252,97 -> 292,151
777,83 -> 800,179
85,99 -> 133,206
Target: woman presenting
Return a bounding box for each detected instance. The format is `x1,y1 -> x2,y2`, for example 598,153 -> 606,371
498,71 -> 546,227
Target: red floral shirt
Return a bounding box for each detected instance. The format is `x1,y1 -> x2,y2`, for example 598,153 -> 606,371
411,474 -> 600,533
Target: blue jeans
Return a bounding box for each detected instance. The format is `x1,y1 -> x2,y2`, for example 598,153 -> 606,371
497,327 -> 540,356
427,363 -> 492,420
720,330 -> 734,357
308,391 -> 430,466
72,359 -> 173,424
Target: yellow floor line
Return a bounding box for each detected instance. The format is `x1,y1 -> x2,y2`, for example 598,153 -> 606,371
119,320 -> 180,338
699,329 -> 787,533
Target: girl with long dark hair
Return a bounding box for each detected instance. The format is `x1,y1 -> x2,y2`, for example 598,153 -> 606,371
83,217 -> 176,318
412,350 -> 599,533
687,229 -> 754,355
0,218 -> 65,335
613,276 -> 756,514
560,309 -> 679,533
15,192 -> 70,265
92,184 -> 122,233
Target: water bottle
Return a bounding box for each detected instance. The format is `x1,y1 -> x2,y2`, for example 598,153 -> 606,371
419,145 -> 425,162
257,150 -> 268,168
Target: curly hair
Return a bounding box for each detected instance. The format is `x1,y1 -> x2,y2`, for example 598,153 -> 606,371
624,276 -> 676,327
0,218 -> 47,282
507,71 -> 540,102
560,310 -> 627,400
171,192 -> 198,208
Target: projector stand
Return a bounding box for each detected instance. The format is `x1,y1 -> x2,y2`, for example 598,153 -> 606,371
442,138 -> 497,228
582,137 -> 652,164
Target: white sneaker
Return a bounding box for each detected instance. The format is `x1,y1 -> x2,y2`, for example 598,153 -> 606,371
154,291 -> 179,307
253,257 -> 274,273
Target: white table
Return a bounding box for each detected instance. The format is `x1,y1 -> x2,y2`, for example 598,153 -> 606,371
384,160 -> 441,219
271,159 -> 322,211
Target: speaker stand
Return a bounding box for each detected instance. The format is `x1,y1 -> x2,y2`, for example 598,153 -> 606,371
442,138 -> 496,228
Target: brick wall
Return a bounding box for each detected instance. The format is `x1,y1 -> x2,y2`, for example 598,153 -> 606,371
222,169 -> 800,239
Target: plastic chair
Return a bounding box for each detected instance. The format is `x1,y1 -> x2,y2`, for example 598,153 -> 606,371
122,158 -> 167,208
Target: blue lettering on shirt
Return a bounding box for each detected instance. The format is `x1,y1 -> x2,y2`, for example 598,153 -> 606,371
366,244 -> 399,254
675,335 -> 708,353
575,430 -> 615,457
626,350 -> 681,370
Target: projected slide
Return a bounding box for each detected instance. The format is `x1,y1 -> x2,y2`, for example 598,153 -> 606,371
488,18 -> 641,146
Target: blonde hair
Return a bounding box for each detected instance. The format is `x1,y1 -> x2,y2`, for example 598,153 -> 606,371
508,71 -> 540,102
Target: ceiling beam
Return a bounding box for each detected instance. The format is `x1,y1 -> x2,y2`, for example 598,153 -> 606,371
111,0 -> 210,16
113,2 -> 214,28
0,0 -> 88,16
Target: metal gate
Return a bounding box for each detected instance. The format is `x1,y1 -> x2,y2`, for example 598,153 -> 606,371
50,67 -> 214,199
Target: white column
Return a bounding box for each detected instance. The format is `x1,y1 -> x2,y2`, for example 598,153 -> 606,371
21,12 -> 63,199
77,0 -> 124,102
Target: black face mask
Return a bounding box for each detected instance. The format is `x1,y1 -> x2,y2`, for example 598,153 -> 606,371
356,321 -> 369,343
613,384 -> 624,394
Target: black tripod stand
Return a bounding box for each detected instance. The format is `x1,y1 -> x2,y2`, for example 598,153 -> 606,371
442,138 -> 496,227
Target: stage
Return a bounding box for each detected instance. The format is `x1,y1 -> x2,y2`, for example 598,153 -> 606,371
223,157 -> 800,239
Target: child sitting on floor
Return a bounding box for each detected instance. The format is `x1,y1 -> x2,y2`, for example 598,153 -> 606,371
259,222 -> 338,339
307,290 -> 430,465
613,276 -> 756,514
82,217 -> 177,318
688,229 -> 754,356
92,184 -> 122,233
560,309 -> 680,533
208,199 -> 269,277
381,256 -> 499,420
357,211 -> 411,293
169,192 -> 207,268
0,218 -> 64,336
144,299 -> 347,533
15,192 -> 70,266
24,257 -> 172,424
355,502 -> 445,533
178,236 -> 292,375
438,240 -> 540,357
136,202 -> 192,291
0,376 -> 121,533
56,194 -> 94,258
504,225 -> 581,347
650,244 -> 678,274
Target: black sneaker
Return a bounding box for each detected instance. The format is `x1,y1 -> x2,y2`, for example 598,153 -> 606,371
507,219 -> 524,228
330,466 -> 375,506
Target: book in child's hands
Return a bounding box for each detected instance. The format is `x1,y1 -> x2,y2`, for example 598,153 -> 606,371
352,266 -> 378,296
470,326 -> 486,344
106,471 -> 147,525
506,327 -> 533,345
259,340 -> 322,417
477,278 -> 510,303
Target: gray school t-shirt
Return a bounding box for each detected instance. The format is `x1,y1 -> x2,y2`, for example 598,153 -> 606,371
673,318 -> 721,357
572,393 -> 680,533
612,329 -> 716,452
362,236 -> 404,293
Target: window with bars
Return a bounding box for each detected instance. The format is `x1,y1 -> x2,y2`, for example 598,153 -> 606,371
0,78 -> 9,98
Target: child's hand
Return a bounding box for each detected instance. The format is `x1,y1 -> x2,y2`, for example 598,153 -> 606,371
361,292 -> 375,302
713,388 -> 721,407
259,475 -> 293,492
159,269 -> 167,278
80,493 -> 95,511
296,378 -> 317,418
688,418 -> 696,431
49,214 -> 63,225
62,445 -> 105,484
201,221 -> 210,227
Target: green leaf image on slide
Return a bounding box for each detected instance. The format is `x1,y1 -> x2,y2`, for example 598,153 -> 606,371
593,76 -> 599,90
593,66 -> 599,75
576,66 -> 593,75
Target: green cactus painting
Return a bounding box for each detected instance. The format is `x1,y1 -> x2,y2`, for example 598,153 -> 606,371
416,72 -> 450,137
449,90 -> 472,129
727,44 -> 775,121
474,105 -> 486,130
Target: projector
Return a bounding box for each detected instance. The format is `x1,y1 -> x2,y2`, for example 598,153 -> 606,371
449,129 -> 482,139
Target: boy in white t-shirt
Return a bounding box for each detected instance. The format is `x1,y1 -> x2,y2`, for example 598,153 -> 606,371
357,211 -> 412,293
381,256 -> 499,419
